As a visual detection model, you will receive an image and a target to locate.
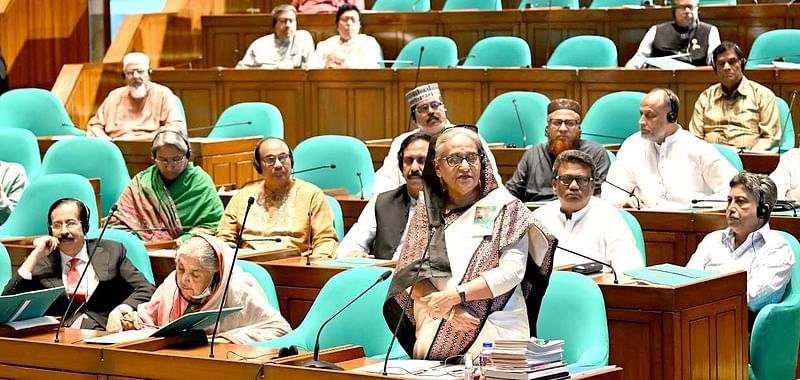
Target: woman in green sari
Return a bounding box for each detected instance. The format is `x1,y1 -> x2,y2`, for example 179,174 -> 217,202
110,130 -> 223,242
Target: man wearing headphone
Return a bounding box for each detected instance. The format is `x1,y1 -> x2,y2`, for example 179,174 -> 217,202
216,137 -> 338,255
625,0 -> 720,69
236,5 -> 314,69
2,198 -> 155,330
687,173 -> 794,325
87,52 -> 185,140
689,41 -> 781,151
601,88 -> 738,209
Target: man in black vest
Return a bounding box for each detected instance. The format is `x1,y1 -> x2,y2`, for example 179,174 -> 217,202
335,132 -> 430,259
625,0 -> 720,69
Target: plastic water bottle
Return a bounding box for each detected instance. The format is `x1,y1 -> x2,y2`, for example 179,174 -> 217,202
479,341 -> 493,375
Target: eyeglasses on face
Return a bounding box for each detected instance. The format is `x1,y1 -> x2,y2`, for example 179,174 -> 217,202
548,119 -> 580,128
262,153 -> 291,166
155,156 -> 187,166
554,175 -> 593,187
439,153 -> 481,168
50,220 -> 81,231
123,69 -> 148,78
416,101 -> 443,114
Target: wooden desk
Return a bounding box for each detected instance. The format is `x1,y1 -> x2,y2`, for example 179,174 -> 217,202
37,136 -> 262,189
595,271 -> 749,380
0,328 -> 106,378
256,256 -> 396,328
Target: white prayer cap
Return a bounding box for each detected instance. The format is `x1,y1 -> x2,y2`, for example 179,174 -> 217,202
405,83 -> 442,109
123,52 -> 150,69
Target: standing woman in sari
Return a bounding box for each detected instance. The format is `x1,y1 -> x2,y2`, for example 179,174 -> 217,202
383,127 -> 556,361
109,130 -> 224,242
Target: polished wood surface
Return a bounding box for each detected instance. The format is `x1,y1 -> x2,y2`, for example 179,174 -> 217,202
0,0 -> 90,89
202,4 -> 800,68
595,271 -> 748,380
141,68 -> 800,149
36,136 -> 261,189
0,328 -> 106,378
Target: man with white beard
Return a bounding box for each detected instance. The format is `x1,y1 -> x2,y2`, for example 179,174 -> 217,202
87,52 -> 185,140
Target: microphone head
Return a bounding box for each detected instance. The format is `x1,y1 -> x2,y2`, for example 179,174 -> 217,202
110,204 -> 118,212
512,99 -> 518,105
691,199 -> 699,204
379,270 -> 392,281
356,171 -> 361,177
330,164 -> 337,169
247,196 -> 255,206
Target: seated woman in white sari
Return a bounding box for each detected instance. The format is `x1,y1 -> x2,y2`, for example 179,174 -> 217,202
383,126 -> 557,361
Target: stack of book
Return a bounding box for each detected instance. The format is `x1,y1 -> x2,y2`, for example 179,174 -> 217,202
483,338 -> 568,380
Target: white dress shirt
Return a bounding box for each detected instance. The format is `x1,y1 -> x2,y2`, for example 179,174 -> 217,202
235,30 -> 315,69
334,195 -> 417,259
307,34 -> 382,69
686,223 -> 794,312
770,148 -> 800,202
601,129 -> 738,209
533,197 -> 645,273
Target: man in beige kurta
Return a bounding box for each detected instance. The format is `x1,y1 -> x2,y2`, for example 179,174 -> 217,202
86,52 -> 185,140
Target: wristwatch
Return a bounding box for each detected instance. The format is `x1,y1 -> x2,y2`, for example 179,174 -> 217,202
456,285 -> 467,304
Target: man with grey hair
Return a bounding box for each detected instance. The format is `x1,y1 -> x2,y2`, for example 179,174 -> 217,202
506,98 -> 610,202
0,160 -> 27,224
236,4 -> 315,69
533,150 -> 644,272
687,172 -> 794,318
87,52 -> 185,140
372,83 -> 500,195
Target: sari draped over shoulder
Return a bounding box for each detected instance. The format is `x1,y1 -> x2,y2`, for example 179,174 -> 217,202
383,130 -> 557,360
110,163 -> 224,242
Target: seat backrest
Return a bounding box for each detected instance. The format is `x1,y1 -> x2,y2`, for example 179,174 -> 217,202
291,267 -> 395,357
713,144 -> 744,171
0,243 -> 11,289
443,0 -> 501,10
589,0 -> 641,8
40,137 -> 131,216
519,0 -> 579,9
393,36 -> 458,68
373,0 -> 431,11
0,88 -> 85,136
746,29 -> 800,69
293,135 -> 375,197
208,102 -> 284,139
0,173 -> 99,238
91,228 -> 155,284
537,271 -> 609,366
547,36 -> 618,68
476,91 -> 550,147
325,195 -> 344,240
749,230 -> 800,380
618,209 -> 646,264
236,260 -> 280,312
0,128 -> 41,180
581,91 -> 646,144
463,36 -> 532,68
776,97 -> 795,153
173,94 -> 188,136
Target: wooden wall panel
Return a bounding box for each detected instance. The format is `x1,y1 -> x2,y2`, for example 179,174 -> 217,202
682,297 -> 747,380
607,309 -> 664,380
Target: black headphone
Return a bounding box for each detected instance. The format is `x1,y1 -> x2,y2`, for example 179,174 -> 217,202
253,137 -> 293,174
658,88 -> 679,123
121,68 -> 153,80
152,129 -> 191,159
48,198 -> 91,235
756,181 -> 771,220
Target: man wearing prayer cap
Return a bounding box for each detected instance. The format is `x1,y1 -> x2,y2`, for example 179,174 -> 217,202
87,52 -> 185,140
372,83 -> 501,195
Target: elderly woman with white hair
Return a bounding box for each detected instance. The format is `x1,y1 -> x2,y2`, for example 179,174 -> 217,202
112,235 -> 291,343
86,51 -> 185,140
109,130 -> 223,243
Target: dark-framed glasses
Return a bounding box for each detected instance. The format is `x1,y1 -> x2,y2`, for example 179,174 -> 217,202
416,101 -> 443,114
439,153 -> 481,168
262,153 -> 291,166
555,175 -> 593,187
548,119 -> 580,128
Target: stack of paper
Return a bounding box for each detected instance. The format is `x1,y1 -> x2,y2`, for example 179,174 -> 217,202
484,338 -> 568,379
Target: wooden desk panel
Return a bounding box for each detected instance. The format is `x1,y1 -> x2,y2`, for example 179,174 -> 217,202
0,329 -> 106,377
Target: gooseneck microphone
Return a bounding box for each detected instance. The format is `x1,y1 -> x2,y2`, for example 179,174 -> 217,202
604,180 -> 641,210
209,196 -> 255,358
356,172 -> 364,200
55,204 -> 118,343
292,164 -> 336,175
511,99 -> 528,148
300,270 -> 393,370
305,211 -> 313,266
556,246 -> 618,284
242,237 -> 283,242
777,90 -> 797,154
187,121 -> 253,133
407,46 -> 425,133
690,199 -> 726,204
580,131 -> 628,144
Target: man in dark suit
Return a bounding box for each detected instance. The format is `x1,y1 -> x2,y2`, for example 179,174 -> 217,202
2,198 -> 155,330
335,132 -> 430,260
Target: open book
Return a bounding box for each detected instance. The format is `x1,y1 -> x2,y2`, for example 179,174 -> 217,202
84,306 -> 243,344
0,286 -> 65,324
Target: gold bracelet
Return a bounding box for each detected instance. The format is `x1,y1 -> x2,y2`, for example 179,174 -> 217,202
447,308 -> 456,321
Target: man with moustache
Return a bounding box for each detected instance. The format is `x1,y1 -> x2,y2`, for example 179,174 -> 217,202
687,173 -> 794,324
625,0 -> 720,69
689,41 -> 781,151
372,83 -> 501,195
506,98 -> 610,202
87,52 -> 185,140
236,4 -> 315,69
306,4 -> 381,69
217,137 -> 338,255
602,88 -> 737,209
2,198 -> 155,330
533,150 -> 644,272
336,133 -> 429,259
